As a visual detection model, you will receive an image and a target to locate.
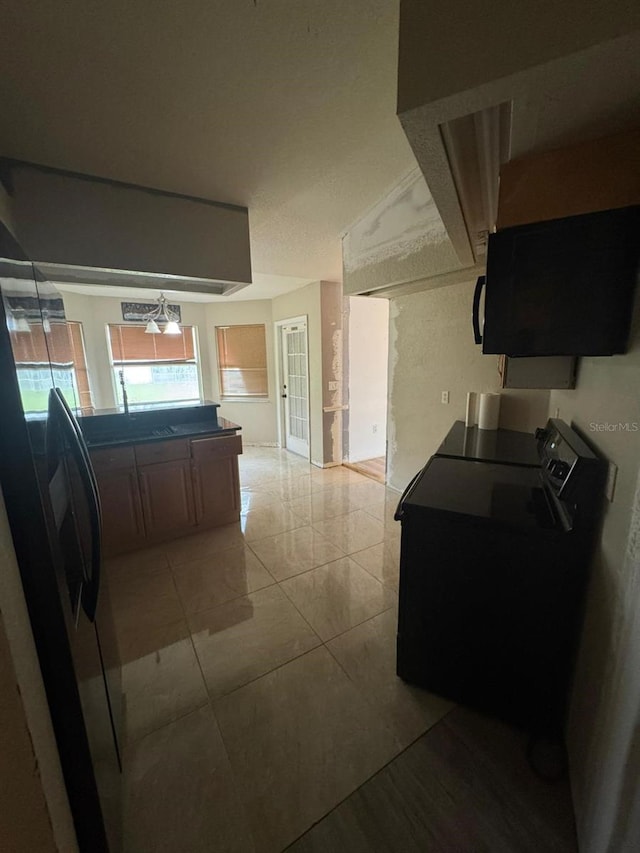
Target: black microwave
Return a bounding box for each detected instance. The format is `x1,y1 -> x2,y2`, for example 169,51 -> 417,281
474,205 -> 640,357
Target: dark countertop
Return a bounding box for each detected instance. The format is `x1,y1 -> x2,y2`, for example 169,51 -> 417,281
78,400 -> 240,449
436,420 -> 540,467
83,417 -> 241,450
80,399 -> 221,418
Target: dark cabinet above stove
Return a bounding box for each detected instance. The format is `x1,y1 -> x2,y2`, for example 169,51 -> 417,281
473,205 -> 640,357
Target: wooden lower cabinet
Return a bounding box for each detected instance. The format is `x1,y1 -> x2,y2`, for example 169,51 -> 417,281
92,432 -> 241,555
138,459 -> 197,537
191,434 -> 241,526
192,455 -> 240,525
95,467 -> 146,553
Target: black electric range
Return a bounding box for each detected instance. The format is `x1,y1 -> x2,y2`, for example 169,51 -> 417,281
395,419 -> 605,735
435,420 -> 539,467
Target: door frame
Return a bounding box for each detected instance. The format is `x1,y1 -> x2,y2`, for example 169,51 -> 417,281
274,315 -> 311,460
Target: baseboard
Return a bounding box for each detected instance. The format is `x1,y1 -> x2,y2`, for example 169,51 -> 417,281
243,441 -> 280,447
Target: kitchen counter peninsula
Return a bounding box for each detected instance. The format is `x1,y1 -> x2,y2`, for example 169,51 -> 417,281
81,402 -> 242,555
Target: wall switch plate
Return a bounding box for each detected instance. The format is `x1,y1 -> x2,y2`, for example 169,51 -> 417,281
328,381 -> 338,391
605,462 -> 618,502
441,391 -> 449,404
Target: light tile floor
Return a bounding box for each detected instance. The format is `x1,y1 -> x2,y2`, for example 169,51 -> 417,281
110,447 -> 576,853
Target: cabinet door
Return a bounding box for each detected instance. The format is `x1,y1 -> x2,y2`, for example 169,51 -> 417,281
138,459 -> 196,537
94,467 -> 145,556
192,455 -> 240,526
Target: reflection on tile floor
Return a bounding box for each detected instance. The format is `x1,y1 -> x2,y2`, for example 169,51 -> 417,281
111,447 -> 576,852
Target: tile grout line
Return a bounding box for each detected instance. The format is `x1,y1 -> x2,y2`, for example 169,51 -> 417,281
279,710 -> 457,853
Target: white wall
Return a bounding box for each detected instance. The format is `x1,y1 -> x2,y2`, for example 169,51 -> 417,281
387,279 -> 550,491
549,294 -> 640,853
348,296 -> 389,462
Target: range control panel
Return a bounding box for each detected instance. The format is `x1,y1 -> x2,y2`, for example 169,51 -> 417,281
536,419 -> 600,502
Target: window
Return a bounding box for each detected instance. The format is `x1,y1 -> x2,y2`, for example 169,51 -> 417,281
68,321 -> 93,413
215,324 -> 268,398
12,319 -> 93,414
108,324 -> 200,407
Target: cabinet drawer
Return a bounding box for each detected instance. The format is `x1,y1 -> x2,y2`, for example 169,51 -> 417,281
135,439 -> 189,466
90,445 -> 135,472
191,434 -> 242,461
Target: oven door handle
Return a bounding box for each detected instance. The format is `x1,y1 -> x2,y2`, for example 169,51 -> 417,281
394,468 -> 424,522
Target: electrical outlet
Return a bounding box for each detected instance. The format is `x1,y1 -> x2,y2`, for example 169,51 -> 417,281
605,462 -> 618,502
441,391 -> 449,404
328,380 -> 338,391
372,424 -> 377,434
554,407 -> 560,418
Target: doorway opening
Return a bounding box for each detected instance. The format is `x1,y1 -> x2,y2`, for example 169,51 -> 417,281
343,296 -> 389,484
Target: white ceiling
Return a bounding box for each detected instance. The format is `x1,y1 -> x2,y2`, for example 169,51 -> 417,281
0,0 -> 416,296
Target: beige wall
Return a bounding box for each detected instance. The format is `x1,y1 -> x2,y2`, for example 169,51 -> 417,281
204,300 -> 277,445
61,289 -> 280,444
319,282 -> 344,465
387,279 -> 550,491
59,290 -> 215,411
348,297 -> 389,462
549,294 -> 640,853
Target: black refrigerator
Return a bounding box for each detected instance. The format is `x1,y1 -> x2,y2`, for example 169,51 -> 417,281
0,223 -> 122,851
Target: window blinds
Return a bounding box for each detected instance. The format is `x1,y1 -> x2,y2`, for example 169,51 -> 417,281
215,324 -> 268,397
108,324 -> 195,363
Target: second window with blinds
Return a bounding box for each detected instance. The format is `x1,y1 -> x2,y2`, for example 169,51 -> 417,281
108,324 -> 201,406
215,324 -> 268,399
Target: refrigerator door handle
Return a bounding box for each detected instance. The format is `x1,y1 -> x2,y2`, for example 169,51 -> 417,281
394,468 -> 424,522
48,388 -> 102,622
472,275 -> 486,345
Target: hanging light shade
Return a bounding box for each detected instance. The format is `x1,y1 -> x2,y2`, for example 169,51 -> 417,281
12,308 -> 31,333
141,293 -> 181,335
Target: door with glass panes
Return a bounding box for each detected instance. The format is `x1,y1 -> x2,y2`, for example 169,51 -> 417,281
281,322 -> 309,458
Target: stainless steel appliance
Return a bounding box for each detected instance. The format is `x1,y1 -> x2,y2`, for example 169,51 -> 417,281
395,419 -> 605,735
0,225 -> 121,851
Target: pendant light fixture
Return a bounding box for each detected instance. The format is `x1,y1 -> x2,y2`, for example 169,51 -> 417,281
143,293 -> 181,335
